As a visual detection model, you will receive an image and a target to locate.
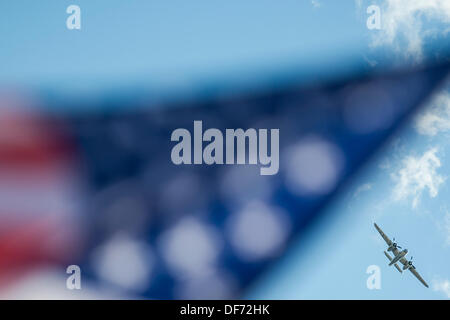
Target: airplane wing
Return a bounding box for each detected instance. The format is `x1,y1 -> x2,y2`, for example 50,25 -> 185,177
374,223 -> 393,246
409,267 -> 429,288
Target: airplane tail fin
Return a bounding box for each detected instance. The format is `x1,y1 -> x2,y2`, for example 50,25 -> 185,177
394,263 -> 403,273
384,251 -> 403,273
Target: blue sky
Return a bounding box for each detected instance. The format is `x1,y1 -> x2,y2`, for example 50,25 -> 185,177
1,1 -> 448,103
0,0 -> 382,103
0,1 -> 361,90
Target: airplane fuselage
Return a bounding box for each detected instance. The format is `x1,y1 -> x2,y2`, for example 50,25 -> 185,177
389,249 -> 408,266
387,243 -> 399,252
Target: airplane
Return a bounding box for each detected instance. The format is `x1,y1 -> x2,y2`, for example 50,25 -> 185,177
374,223 -> 429,288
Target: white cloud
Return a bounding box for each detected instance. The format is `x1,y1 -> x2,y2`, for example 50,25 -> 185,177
433,278 -> 450,298
369,0 -> 450,61
415,91 -> 450,136
311,0 -> 321,8
392,148 -> 445,208
353,183 -> 372,197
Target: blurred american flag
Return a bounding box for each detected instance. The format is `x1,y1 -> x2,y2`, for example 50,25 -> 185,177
0,63 -> 448,299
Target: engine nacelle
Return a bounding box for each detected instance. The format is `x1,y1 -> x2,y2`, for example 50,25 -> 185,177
388,243 -> 399,252
403,261 -> 414,271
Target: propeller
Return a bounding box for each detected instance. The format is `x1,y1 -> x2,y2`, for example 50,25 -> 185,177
392,238 -> 402,249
